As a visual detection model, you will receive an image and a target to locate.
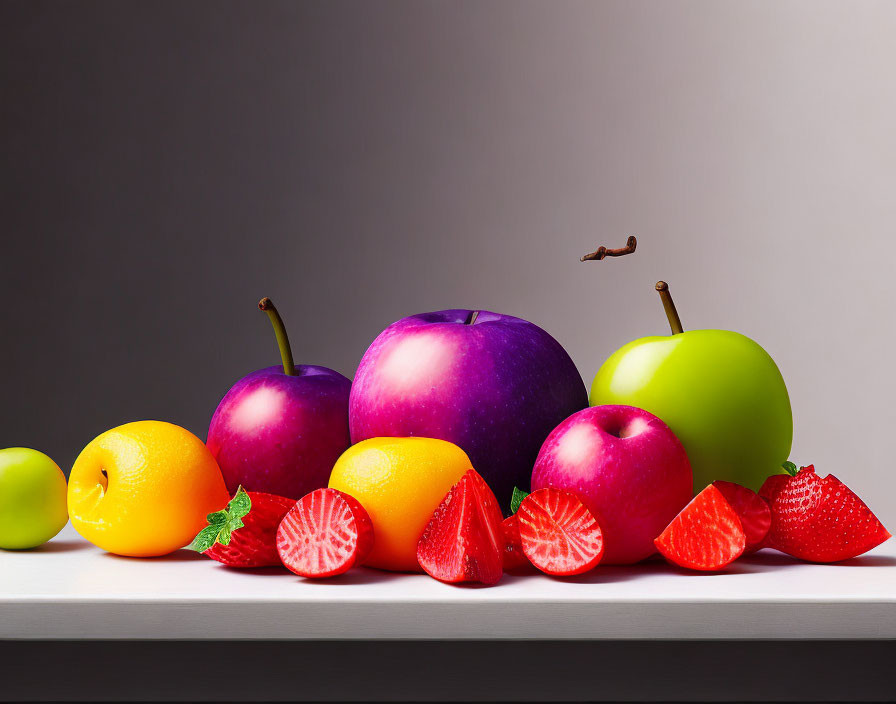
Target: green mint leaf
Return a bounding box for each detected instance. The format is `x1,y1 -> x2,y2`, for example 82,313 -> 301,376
187,486 -> 253,551
510,487 -> 530,514
782,461 -> 798,477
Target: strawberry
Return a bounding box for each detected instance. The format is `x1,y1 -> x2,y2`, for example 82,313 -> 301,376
416,469 -> 504,585
759,474 -> 792,505
276,488 -> 374,578
501,514 -> 529,571
517,488 -> 604,576
767,465 -> 890,562
190,486 -> 295,568
759,461 -> 801,507
655,484 -> 746,571
712,480 -> 770,552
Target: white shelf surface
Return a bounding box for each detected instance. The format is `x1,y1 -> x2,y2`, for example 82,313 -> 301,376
2,525 -> 894,640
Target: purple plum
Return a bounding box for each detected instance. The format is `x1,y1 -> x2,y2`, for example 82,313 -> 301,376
207,298 -> 351,499
349,309 -> 587,508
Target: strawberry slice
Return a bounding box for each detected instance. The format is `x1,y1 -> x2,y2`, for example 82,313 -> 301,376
768,465 -> 891,563
190,487 -> 296,568
501,514 -> 529,571
655,484 -> 746,571
276,488 -> 374,578
712,480 -> 771,552
517,488 -> 604,576
416,469 -> 504,585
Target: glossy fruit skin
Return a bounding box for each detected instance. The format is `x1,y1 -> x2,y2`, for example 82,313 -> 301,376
655,484 -> 746,571
767,466 -> 890,562
712,481 -> 771,553
531,405 -> 692,564
204,491 -> 296,568
0,448 -> 68,550
328,437 -> 472,571
759,473 -> 791,505
208,364 -> 351,500
68,421 -> 230,557
416,469 -> 504,585
590,329 -> 792,493
349,310 -> 587,509
517,488 -> 604,576
277,488 -> 374,578
501,515 -> 529,571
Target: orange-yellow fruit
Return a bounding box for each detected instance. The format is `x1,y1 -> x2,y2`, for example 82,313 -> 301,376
68,421 -> 230,557
328,437 -> 472,572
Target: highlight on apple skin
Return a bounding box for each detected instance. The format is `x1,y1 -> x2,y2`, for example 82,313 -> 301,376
207,298 -> 352,499
531,404 -> 693,564
349,309 -> 588,509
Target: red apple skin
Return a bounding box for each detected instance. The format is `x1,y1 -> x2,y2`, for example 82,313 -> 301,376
531,405 -> 693,564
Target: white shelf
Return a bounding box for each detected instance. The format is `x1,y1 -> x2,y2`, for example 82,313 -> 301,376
2,525 -> 894,640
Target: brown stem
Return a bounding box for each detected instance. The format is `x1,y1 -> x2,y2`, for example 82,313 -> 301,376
466,310 -> 480,325
581,235 -> 637,262
655,281 -> 684,334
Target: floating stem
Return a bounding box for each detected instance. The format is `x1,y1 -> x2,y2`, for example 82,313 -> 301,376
581,235 -> 637,262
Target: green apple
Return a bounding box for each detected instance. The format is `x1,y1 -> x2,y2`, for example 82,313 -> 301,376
589,282 -> 792,492
0,448 -> 69,549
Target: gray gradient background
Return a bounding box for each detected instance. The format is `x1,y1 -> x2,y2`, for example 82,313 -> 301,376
2,1 -> 894,528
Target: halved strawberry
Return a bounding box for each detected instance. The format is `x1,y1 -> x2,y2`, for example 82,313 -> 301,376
276,488 -> 374,578
501,515 -> 529,571
190,487 -> 296,568
416,469 -> 504,585
712,480 -> 770,552
517,488 -> 604,576
655,484 -> 746,571
768,465 -> 890,563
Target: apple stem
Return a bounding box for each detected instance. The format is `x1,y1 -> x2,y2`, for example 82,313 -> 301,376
258,297 -> 297,376
581,235 -> 637,262
466,310 -> 480,325
655,281 -> 684,334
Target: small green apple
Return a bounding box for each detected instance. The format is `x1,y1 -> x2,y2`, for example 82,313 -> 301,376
0,448 -> 69,549
590,282 -> 792,492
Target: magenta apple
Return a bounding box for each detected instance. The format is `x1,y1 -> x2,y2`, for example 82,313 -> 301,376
531,405 -> 692,564
349,309 -> 588,508
207,298 -> 351,499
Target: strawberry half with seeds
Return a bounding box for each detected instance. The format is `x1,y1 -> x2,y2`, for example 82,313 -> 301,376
416,469 -> 504,585
517,488 -> 604,576
655,484 -> 746,571
190,486 -> 295,568
276,488 -> 374,578
768,465 -> 890,562
712,480 -> 770,552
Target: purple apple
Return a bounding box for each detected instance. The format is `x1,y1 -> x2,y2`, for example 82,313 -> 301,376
349,309 -> 588,507
531,405 -> 692,564
207,298 -> 351,499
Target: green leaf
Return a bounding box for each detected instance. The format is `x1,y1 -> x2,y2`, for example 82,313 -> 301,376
206,510 -> 228,526
510,487 -> 529,514
782,461 -> 798,477
187,486 -> 253,552
189,525 -> 221,553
